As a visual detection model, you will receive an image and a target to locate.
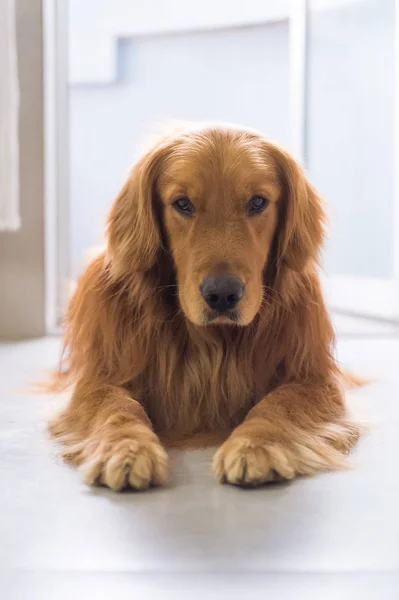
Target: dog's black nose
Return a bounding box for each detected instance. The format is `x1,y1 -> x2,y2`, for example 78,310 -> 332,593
200,275 -> 245,312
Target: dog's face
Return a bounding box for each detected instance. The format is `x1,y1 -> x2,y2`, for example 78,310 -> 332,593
108,125 -> 324,327
158,133 -> 280,326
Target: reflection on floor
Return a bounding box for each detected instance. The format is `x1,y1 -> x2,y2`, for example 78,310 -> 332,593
0,316 -> 398,599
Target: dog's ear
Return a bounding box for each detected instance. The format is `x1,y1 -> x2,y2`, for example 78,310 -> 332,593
106,140 -> 170,278
272,146 -> 325,271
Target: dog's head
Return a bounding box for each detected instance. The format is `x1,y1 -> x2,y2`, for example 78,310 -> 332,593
107,124 -> 324,326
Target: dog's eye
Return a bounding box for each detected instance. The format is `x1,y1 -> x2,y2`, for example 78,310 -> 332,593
173,197 -> 196,216
246,195 -> 269,215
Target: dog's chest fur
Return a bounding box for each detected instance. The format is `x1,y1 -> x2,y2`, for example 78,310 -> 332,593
134,325 -> 262,437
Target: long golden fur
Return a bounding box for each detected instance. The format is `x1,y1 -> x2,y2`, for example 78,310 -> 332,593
49,123 -> 361,491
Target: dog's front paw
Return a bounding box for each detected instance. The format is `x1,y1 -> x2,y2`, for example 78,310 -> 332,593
82,426 -> 169,491
213,425 -> 348,487
213,435 -> 296,486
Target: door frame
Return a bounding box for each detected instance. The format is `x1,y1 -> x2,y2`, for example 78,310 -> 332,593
43,0 -> 70,333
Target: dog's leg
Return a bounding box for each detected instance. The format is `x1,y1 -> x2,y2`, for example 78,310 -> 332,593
49,383 -> 168,491
213,381 -> 361,486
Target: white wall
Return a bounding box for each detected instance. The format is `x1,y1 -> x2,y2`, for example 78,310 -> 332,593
308,0 -> 395,278
68,0 -> 290,84
67,0 -> 365,84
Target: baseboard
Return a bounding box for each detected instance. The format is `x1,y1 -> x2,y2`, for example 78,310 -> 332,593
322,275 -> 398,320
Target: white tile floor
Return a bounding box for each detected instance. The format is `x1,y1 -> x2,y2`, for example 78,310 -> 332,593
0,317 -> 398,599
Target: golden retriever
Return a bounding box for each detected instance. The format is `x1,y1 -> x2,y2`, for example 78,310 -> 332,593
49,123 -> 361,491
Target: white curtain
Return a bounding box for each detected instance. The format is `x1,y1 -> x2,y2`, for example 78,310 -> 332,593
0,0 -> 20,231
